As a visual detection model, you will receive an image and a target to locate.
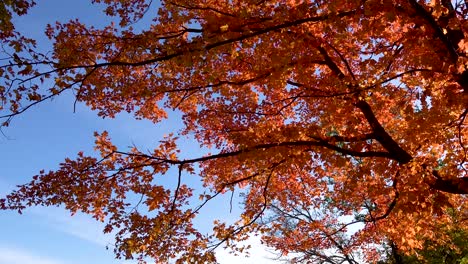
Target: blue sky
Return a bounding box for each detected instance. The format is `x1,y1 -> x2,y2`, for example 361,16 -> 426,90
0,1 -> 279,263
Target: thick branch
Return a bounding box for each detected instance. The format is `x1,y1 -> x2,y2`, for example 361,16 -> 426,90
408,0 -> 459,62
354,102 -> 468,194
431,170 -> 468,194
355,100 -> 413,164
408,0 -> 468,90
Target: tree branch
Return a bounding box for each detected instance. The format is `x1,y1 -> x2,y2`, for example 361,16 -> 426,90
430,170 -> 468,194
408,0 -> 459,62
354,100 -> 413,164
117,138 -> 394,167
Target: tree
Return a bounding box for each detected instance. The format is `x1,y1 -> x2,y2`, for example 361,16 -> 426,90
1,0 -> 468,262
381,228 -> 468,264
266,198 -> 468,263
261,200 -> 364,263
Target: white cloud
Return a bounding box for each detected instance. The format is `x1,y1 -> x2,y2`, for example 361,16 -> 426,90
0,246 -> 68,264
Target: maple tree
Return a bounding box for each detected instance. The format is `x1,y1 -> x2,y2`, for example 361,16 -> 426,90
1,0 -> 468,263
386,228 -> 468,264
266,200 -> 468,263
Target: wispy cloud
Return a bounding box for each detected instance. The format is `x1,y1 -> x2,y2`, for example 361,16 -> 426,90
31,206 -> 113,247
24,203 -> 279,264
0,246 -> 68,264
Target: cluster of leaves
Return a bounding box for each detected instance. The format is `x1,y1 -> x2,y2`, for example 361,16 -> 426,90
0,0 -> 35,38
267,200 -> 468,263
1,0 -> 468,263
381,230 -> 468,264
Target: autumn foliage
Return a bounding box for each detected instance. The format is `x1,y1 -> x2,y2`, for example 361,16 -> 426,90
1,0 -> 468,263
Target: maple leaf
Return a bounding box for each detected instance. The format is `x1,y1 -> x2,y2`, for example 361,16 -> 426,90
1,0 -> 468,263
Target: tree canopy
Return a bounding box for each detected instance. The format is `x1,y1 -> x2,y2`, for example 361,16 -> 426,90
1,0 -> 468,263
